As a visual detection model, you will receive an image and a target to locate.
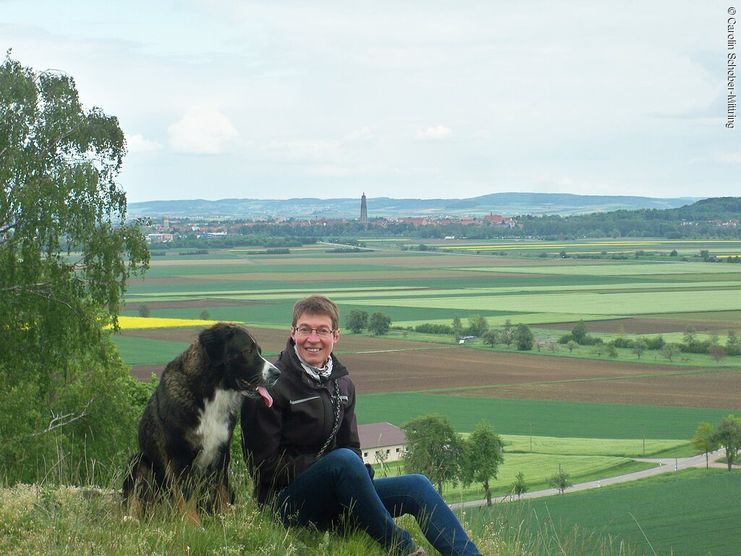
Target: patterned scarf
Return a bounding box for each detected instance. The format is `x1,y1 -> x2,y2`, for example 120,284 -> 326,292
294,345 -> 334,382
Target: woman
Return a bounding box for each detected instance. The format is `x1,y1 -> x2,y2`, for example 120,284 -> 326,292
241,295 -> 481,556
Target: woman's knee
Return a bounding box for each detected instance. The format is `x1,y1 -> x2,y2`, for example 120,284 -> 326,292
324,448 -> 366,475
407,473 -> 434,492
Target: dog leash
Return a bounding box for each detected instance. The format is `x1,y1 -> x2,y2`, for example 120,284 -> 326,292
316,379 -> 342,459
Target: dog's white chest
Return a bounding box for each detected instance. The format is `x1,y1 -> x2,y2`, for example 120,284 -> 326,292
193,388 -> 241,470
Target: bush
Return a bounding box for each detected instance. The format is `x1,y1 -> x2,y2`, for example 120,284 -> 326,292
414,323 -> 454,335
645,335 -> 666,350
612,337 -> 635,349
681,340 -> 711,354
0,335 -> 151,485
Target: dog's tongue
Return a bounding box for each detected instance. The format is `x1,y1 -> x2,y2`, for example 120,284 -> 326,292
256,386 -> 273,408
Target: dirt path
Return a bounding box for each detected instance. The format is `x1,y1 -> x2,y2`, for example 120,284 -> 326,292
449,449 -> 728,510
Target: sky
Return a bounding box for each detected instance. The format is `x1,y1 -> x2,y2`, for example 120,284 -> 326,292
2,1 -> 739,202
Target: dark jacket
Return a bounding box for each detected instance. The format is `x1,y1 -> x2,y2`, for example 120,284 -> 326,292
240,338 -> 361,504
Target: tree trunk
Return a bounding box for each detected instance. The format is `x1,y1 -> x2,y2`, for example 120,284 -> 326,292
484,480 -> 491,506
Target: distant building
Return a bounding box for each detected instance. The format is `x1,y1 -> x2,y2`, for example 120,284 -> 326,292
146,233 -> 174,243
483,213 -> 516,227
360,192 -> 368,225
358,422 -> 407,465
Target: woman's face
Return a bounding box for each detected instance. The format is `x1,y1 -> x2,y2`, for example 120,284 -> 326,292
291,312 -> 340,367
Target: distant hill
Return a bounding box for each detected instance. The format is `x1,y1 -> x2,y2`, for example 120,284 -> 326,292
672,197 -> 741,220
127,192 -> 698,220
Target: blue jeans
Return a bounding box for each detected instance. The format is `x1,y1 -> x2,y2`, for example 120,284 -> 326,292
274,448 -> 481,556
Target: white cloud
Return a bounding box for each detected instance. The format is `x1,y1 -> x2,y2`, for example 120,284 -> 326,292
126,133 -> 161,153
415,125 -> 452,141
168,107 -> 238,154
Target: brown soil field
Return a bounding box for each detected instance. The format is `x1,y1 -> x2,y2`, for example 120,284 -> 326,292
467,371 -> 741,409
125,327 -> 741,409
538,317 -> 741,334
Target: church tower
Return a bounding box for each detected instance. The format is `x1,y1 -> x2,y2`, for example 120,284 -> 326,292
360,192 -> 368,225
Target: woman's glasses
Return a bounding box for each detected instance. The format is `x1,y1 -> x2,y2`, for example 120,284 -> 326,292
293,326 -> 336,338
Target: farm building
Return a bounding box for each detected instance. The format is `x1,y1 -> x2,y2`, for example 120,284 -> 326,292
358,422 -> 407,465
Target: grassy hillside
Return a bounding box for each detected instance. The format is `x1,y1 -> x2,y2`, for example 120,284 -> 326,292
0,466 -> 503,556
469,468 -> 741,555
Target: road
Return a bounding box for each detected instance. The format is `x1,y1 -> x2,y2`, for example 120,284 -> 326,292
449,449 -> 728,510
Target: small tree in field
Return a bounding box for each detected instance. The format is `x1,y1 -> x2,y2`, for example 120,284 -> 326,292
482,329 -> 499,348
138,304 -> 151,317
726,330 -> 740,356
632,339 -> 647,359
467,315 -> 489,337
549,467 -> 571,493
451,317 -> 463,338
512,471 -> 528,499
402,415 -> 463,494
713,415 -> 741,471
346,310 -> 369,333
571,320 -> 588,344
460,421 -> 504,506
502,319 -> 514,346
514,324 -> 534,351
368,312 -> 391,335
661,343 -> 680,361
199,309 -> 210,320
709,344 -> 727,363
691,422 -> 719,469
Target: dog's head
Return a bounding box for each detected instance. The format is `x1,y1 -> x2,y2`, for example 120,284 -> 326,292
199,323 -> 280,407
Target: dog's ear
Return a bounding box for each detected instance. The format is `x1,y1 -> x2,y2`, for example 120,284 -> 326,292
199,323 -> 233,364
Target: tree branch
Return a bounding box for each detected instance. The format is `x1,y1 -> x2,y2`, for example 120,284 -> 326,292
0,221 -> 16,236
30,398 -> 93,437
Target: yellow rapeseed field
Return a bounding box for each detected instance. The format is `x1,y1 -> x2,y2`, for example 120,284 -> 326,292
112,316 -> 222,330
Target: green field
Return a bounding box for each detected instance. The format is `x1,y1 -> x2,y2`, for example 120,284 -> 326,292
469,469 -> 741,555
124,244 -> 741,332
357,393 -> 732,439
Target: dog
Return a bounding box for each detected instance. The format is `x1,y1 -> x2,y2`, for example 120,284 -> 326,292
122,322 -> 279,524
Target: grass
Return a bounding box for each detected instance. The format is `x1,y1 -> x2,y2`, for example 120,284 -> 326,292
468,468 -> 741,556
0,462 -> 501,556
500,435 -> 689,457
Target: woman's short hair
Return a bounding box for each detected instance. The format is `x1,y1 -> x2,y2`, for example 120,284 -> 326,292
292,295 -> 340,329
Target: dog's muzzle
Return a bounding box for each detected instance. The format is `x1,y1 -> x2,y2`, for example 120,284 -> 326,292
239,360 -> 280,408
